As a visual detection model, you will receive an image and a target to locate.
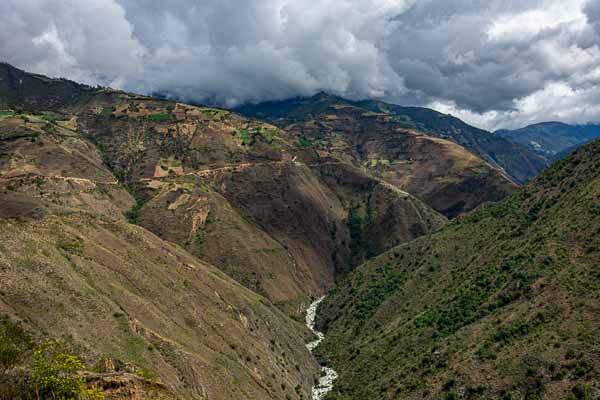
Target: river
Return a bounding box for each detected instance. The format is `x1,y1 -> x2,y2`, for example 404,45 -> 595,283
305,296 -> 338,400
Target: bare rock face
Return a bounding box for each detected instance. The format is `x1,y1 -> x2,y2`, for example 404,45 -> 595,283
82,372 -> 177,400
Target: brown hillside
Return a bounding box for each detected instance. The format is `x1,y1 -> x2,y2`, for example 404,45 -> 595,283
74,92 -> 445,311
237,94 -> 517,217
0,114 -> 320,399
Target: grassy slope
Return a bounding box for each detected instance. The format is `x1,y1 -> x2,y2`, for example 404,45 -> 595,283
0,215 -> 319,400
316,139 -> 600,399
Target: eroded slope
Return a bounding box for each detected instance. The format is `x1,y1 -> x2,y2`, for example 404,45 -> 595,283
75,91 -> 444,310
0,114 -> 320,400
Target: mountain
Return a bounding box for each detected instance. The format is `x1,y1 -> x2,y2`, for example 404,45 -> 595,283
237,94 -> 518,217
496,121 -> 600,162
0,63 -> 447,398
352,100 -> 550,184
315,138 -> 600,399
0,62 -> 96,111
238,95 -> 548,186
0,91 -> 321,399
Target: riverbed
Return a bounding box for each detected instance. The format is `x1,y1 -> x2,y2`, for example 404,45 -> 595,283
305,296 -> 338,400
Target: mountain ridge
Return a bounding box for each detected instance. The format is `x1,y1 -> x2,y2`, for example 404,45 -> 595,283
0,63 -> 450,399
496,121 -> 600,162
315,137 -> 600,399
237,94 -> 549,185
237,93 -> 518,217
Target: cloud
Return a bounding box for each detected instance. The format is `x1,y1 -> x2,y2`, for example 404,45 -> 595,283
0,0 -> 145,87
434,80 -> 600,131
0,0 -> 599,129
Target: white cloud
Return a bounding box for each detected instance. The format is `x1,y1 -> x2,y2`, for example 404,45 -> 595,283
1,0 -> 600,130
431,81 -> 600,130
487,0 -> 587,41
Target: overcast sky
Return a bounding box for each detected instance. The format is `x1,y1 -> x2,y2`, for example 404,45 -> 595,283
1,0 -> 600,130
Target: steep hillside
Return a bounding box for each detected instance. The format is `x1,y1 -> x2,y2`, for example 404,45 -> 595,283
75,92 -> 444,311
0,64 -> 447,400
0,216 -> 320,400
353,99 -> 549,184
237,94 -> 516,217
0,63 -> 445,315
0,113 -> 322,399
497,122 -> 600,161
316,139 -> 600,399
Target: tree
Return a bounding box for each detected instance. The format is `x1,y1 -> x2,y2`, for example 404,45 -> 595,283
31,341 -> 103,400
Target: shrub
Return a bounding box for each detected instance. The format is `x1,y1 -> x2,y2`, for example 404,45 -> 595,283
569,383 -> 593,400
146,113 -> 173,122
238,128 -> 254,145
0,131 -> 40,141
32,341 -> 104,400
0,111 -> 16,119
41,112 -> 60,123
298,136 -> 312,148
56,237 -> 84,255
125,202 -> 144,224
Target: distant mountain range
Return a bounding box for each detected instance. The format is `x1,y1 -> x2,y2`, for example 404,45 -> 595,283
238,94 -> 550,185
237,93 -> 518,217
496,122 -> 600,162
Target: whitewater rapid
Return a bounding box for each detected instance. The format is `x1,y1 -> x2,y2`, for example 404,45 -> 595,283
305,296 -> 338,400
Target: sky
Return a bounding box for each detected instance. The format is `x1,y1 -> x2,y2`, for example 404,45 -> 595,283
1,0 -> 600,130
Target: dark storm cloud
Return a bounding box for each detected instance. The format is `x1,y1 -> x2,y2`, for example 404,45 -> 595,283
1,0 -> 599,129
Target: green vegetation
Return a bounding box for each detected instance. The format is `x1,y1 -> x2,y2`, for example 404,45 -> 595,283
258,127 -> 276,143
238,128 -> 255,145
0,131 -> 39,141
0,110 -> 15,120
0,316 -> 33,372
1,317 -> 104,400
125,199 -> 146,224
200,107 -> 228,118
98,107 -> 115,117
146,112 -> 174,122
32,341 -> 104,400
56,237 -> 84,255
317,139 -> 600,399
41,112 -> 60,123
159,156 -> 182,169
347,207 -> 366,260
298,135 -> 312,148
346,206 -> 376,266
